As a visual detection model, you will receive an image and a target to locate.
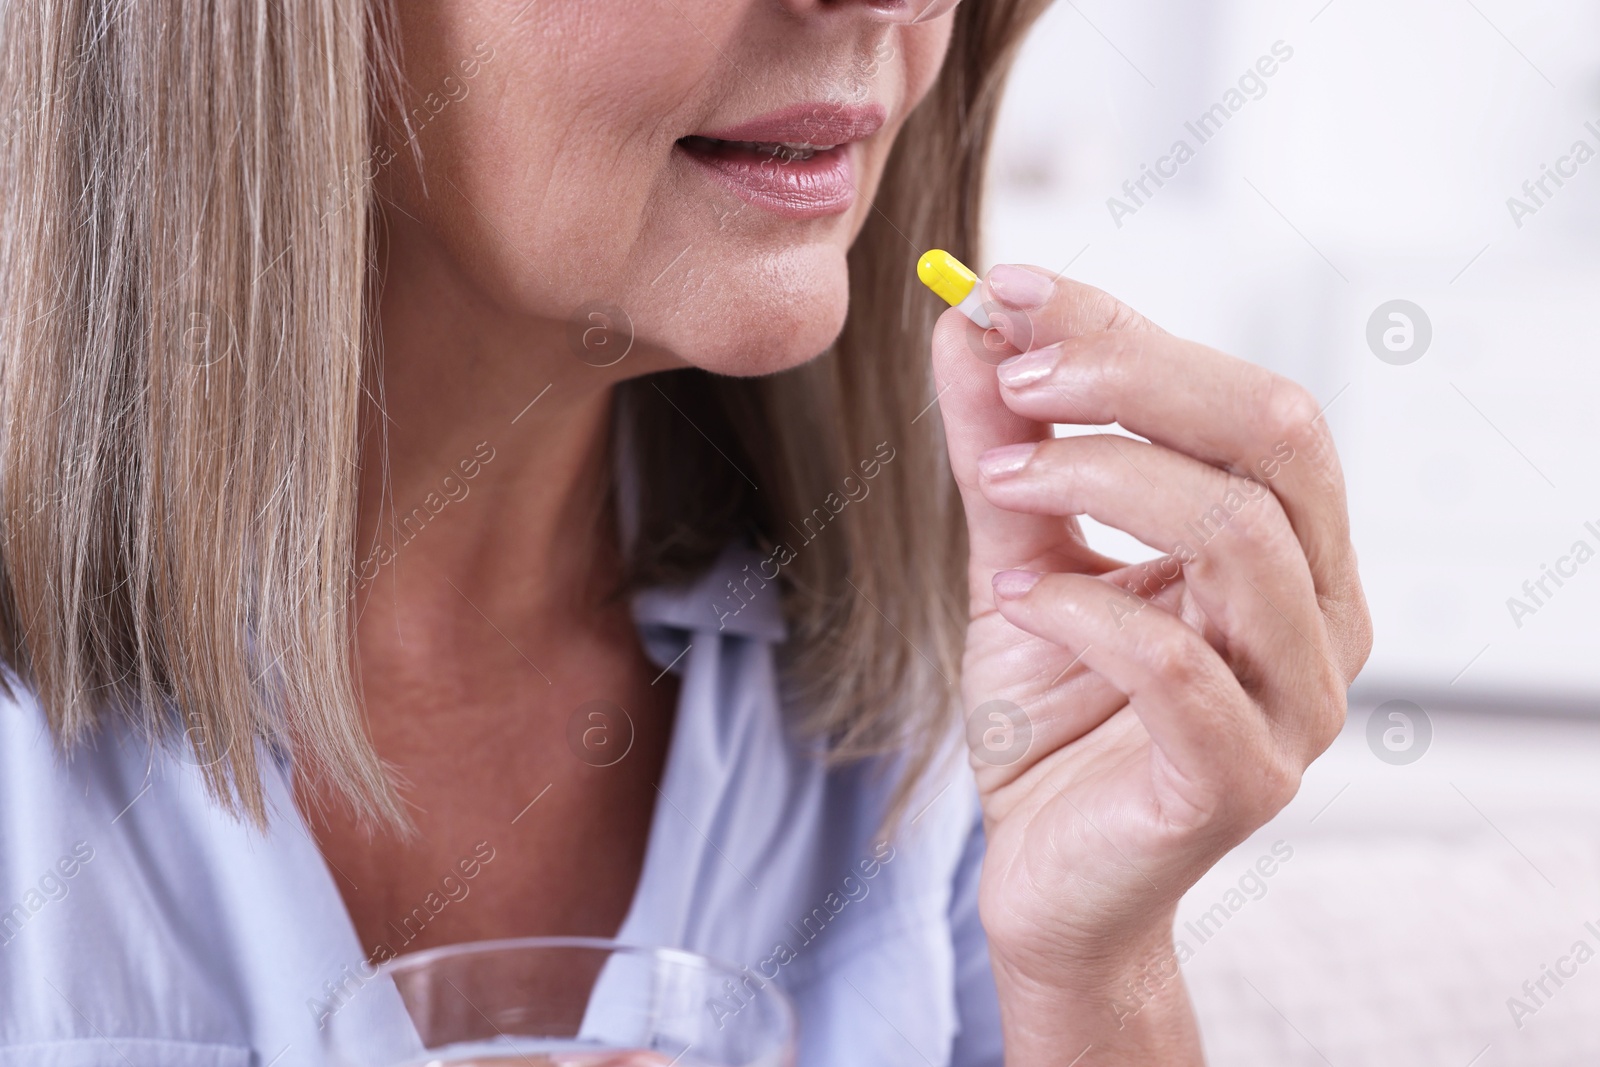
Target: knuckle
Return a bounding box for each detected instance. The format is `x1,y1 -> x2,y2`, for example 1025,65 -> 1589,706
1315,686 -> 1350,753
1062,280 -> 1157,335
1177,536 -> 1224,583
1143,627 -> 1206,688
1223,479 -> 1290,545
1319,580 -> 1375,683
1265,380 -> 1321,439
1355,622 -> 1375,673
1080,434 -> 1133,478
1257,755 -> 1304,818
1080,330 -> 1145,382
1223,738 -> 1303,826
1259,379 -> 1331,462
1344,597 -> 1376,679
1102,296 -> 1154,334
1214,736 -> 1299,830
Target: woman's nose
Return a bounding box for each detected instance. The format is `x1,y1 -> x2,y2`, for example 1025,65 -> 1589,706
776,0 -> 962,24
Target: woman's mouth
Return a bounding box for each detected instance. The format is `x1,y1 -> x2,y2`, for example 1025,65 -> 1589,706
678,136 -> 841,165
676,103 -> 885,221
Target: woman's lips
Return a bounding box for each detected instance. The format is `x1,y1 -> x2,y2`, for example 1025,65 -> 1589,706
677,138 -> 858,220
677,103 -> 886,221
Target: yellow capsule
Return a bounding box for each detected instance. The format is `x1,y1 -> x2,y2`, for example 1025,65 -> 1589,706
916,249 -> 992,328
917,249 -> 977,305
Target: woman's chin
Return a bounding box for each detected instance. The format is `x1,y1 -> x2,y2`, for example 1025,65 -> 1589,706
652,295 -> 850,379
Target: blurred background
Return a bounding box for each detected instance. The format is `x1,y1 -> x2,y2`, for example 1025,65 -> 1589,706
985,0 -> 1600,1062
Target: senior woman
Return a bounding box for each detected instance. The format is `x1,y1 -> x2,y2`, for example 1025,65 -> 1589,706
0,0 -> 1369,1064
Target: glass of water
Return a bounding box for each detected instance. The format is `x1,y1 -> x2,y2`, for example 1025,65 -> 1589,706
322,937 -> 795,1067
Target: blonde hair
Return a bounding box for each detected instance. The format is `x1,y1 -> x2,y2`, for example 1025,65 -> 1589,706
0,0 -> 1052,828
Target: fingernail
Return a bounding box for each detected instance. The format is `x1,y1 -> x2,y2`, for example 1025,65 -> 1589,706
992,569 -> 1043,598
987,309 -> 1034,353
977,442 -> 1036,480
996,343 -> 1061,388
986,264 -> 1054,310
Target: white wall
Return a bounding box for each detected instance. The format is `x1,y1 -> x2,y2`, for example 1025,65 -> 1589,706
985,0 -> 1600,703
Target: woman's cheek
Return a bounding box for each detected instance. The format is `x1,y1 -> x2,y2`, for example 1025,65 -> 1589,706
899,22 -> 956,112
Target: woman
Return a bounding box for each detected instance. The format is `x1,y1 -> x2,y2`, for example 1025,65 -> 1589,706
0,0 -> 1370,1064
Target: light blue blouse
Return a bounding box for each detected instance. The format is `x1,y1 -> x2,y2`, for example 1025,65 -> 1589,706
0,545 -> 1004,1067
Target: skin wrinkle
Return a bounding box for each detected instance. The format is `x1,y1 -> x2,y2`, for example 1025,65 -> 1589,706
938,252 -> 1368,1061
279,3 -> 964,964
2,5 -> 1372,1062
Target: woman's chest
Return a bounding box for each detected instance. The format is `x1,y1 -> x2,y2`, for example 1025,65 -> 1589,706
301,734 -> 673,959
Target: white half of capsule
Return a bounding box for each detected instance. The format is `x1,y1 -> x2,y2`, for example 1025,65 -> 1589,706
954,288 -> 993,329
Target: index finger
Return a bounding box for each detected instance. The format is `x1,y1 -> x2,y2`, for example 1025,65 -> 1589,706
982,264 -> 1166,347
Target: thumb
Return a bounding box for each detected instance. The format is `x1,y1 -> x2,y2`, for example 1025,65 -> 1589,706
931,306 -> 1091,615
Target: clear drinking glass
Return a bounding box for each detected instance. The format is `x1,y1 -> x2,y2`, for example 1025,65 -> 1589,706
321,937 -> 796,1067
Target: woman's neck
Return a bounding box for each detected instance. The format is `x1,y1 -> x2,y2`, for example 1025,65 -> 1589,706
357,213 -> 629,634
301,214 -> 679,952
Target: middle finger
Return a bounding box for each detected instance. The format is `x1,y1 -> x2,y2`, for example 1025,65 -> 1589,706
977,433 -> 1342,747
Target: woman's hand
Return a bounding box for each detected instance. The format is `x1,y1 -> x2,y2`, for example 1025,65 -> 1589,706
931,265 -> 1372,1064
